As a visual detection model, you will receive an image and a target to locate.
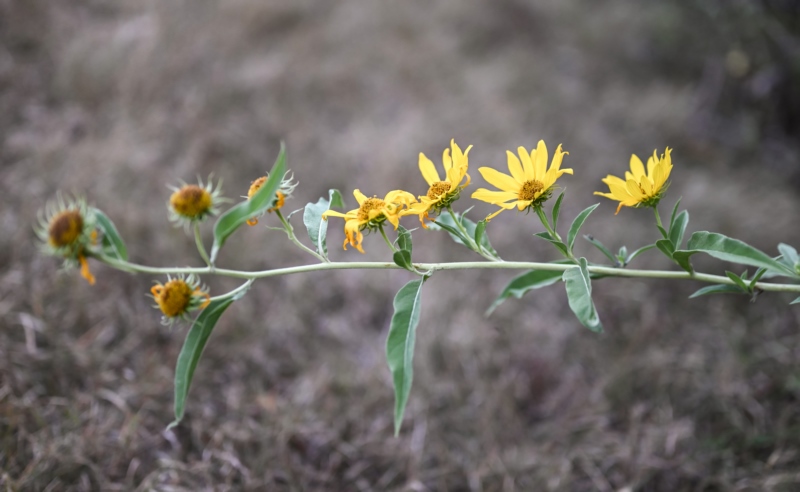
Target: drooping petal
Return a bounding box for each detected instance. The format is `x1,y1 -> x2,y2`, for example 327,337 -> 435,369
485,202 -> 517,221
506,150 -> 525,183
478,167 -> 519,192
322,209 -> 356,220
79,255 -> 96,285
385,190 -> 416,206
471,188 -> 519,204
419,153 -> 440,185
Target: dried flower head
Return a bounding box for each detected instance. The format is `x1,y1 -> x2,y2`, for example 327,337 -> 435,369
168,176 -> 225,228
244,171 -> 297,226
36,194 -> 98,285
150,274 -> 210,325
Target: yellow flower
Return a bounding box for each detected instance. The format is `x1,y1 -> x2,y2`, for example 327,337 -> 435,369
322,189 -> 416,253
150,274 -> 210,325
471,140 -> 572,220
404,139 -> 472,227
244,172 -> 297,226
168,176 -> 224,228
36,194 -> 98,285
594,148 -> 673,214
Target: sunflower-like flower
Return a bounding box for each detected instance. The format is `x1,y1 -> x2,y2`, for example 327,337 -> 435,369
594,148 -> 673,214
322,189 -> 416,253
244,172 -> 297,226
36,194 -> 99,285
150,274 -> 210,325
471,140 -> 572,220
403,139 -> 472,227
168,176 -> 224,228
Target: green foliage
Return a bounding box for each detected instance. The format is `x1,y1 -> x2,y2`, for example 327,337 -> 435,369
551,191 -> 565,231
210,143 -> 286,263
689,284 -> 746,298
392,226 -> 415,272
430,212 -> 499,259
486,265 -> 567,315
386,277 -> 427,435
567,203 -> 599,253
676,232 -> 797,278
562,257 -> 602,332
92,208 -> 128,261
303,189 -> 344,258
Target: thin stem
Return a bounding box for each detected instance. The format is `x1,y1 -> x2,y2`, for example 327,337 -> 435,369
275,209 -> 328,262
379,225 -> 397,253
654,207 -> 666,238
445,206 -> 499,262
98,255 -> 800,294
209,278 -> 254,302
535,205 -> 575,261
193,222 -> 212,267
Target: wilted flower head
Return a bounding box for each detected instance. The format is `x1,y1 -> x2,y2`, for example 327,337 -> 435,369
36,194 -> 98,285
168,176 -> 224,228
245,171 -> 297,226
594,148 -> 673,214
150,274 -> 210,325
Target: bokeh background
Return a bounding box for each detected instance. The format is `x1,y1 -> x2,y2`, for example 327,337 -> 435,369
3,1 -> 800,490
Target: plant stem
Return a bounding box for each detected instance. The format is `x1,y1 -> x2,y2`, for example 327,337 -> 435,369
275,209 -> 327,262
446,206 -> 499,262
654,207 -> 666,238
209,278 -> 254,302
379,225 -> 397,253
98,256 -> 800,294
193,222 -> 212,267
534,206 -> 561,242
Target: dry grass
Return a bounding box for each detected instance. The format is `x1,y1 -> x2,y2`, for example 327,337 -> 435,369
3,0 -> 800,490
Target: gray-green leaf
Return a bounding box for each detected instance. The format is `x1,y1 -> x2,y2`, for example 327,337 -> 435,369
689,284 -> 746,298
562,257 -> 602,332
92,208 -> 128,261
567,204 -> 599,253
303,189 -> 344,257
386,277 -> 426,435
486,267 -> 565,316
668,210 -> 689,250
683,232 -> 797,278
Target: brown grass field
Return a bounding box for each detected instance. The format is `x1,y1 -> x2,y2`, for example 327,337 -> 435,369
3,1 -> 800,490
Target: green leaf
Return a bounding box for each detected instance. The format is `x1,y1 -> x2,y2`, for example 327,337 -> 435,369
749,267 -> 768,290
562,257 -> 602,332
567,203 -> 600,253
583,235 -> 618,265
778,243 -> 799,268
210,143 -> 286,263
303,189 -> 344,257
430,215 -> 471,249
474,220 -> 488,254
534,232 -> 570,257
626,244 -> 656,265
552,191 -> 565,231
668,198 -> 682,231
671,249 -> 696,273
725,271 -> 748,291
169,295 -> 240,429
656,224 -> 669,239
386,277 -> 427,435
656,239 -> 675,258
689,284 -> 746,298
668,210 -> 689,250
392,230 -> 414,271
431,212 -> 498,257
396,225 -> 412,254
791,297 -> 800,305
92,208 -> 128,261
685,232 -> 797,278
486,267 -> 565,316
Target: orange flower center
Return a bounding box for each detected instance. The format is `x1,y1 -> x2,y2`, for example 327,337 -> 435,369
247,176 -> 267,198
48,210 -> 83,248
426,181 -> 451,200
170,185 -> 212,219
519,180 -> 544,201
357,197 -> 386,222
151,279 -> 194,318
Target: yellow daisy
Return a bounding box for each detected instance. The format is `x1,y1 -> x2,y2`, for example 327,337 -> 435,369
471,140 -> 572,220
322,189 -> 416,253
150,274 -> 211,325
594,147 -> 673,214
404,139 -> 471,227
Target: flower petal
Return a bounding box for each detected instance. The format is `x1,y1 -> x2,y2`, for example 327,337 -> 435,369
479,167 -> 519,192
629,154 -> 646,180
534,140 -> 548,181
419,153 -> 440,186
517,147 -> 535,181
471,188 -> 518,204
506,150 -> 525,183
442,148 -> 452,172
354,189 -> 368,206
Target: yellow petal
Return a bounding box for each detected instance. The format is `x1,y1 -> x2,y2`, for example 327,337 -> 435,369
629,154 -> 646,180
79,255 -> 95,285
534,140 -> 548,181
625,178 -> 645,200
442,148 -> 452,172
479,167 -> 519,192
471,188 -> 518,204
354,189 -> 368,206
601,175 -> 627,188
419,153 -> 440,186
385,190 -> 416,206
517,147 -> 535,181
322,209 -> 355,220
506,150 -> 525,183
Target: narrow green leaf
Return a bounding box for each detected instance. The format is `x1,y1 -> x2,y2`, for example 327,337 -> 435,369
552,191 -> 565,231
486,268 -> 565,316
791,297 -> 800,305
668,198 -> 682,231
725,271 -> 748,291
583,235 -> 618,265
685,232 -> 797,277
626,244 -> 656,265
668,210 -> 689,250
656,239 -> 675,258
431,212 -> 498,257
534,232 -> 570,257
92,208 -> 128,261
303,188 -> 344,257
474,220 -> 488,253
429,216 -> 471,249
567,203 -> 600,253
656,225 -> 669,239
749,267 -> 768,290
689,284 -> 746,298
169,296 -> 238,428
210,143 -> 286,263
397,225 -> 412,254
386,278 -> 427,435
562,257 -> 602,332
778,243 -> 799,268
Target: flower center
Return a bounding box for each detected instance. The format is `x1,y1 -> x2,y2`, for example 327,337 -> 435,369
48,210 -> 83,247
247,176 -> 267,199
357,197 -> 386,222
519,180 -> 544,201
154,279 -> 194,318
170,185 -> 212,219
427,181 -> 451,200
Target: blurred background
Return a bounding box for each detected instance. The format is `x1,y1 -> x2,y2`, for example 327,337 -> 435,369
2,0 -> 800,490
